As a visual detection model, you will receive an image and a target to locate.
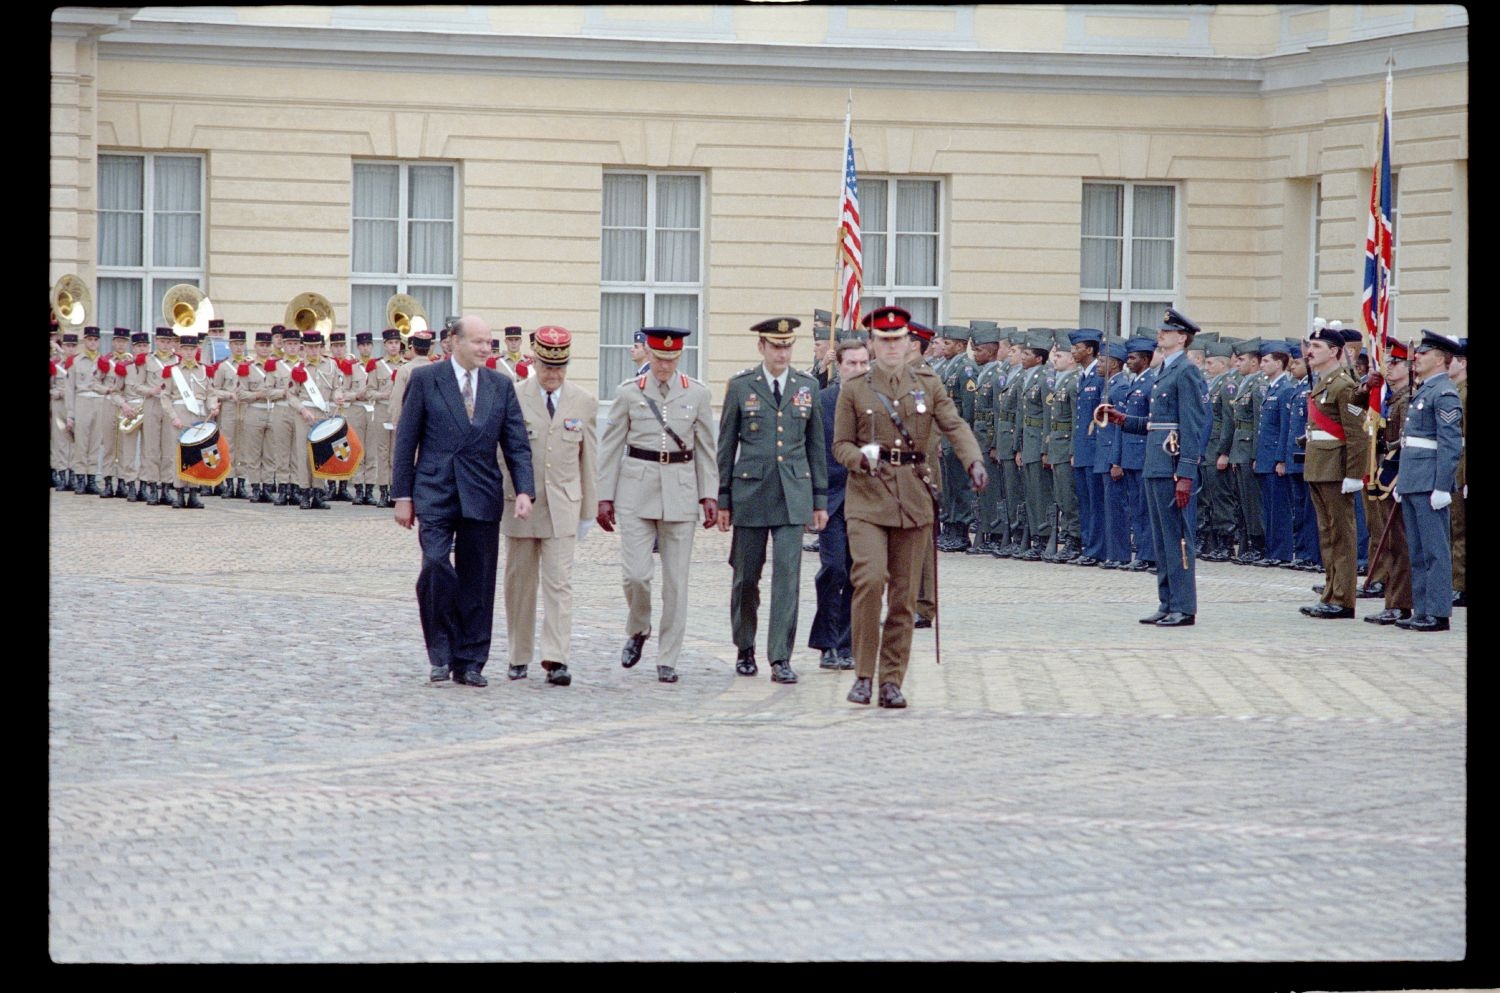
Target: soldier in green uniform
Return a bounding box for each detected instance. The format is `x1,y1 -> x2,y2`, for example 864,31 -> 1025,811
1013,329 -> 1054,560
717,317 -> 829,684
937,326 -> 980,552
991,329 -> 1028,557
1201,339 -> 1238,561
967,321 -> 1005,554
1227,337 -> 1266,562
1042,329 -> 1080,562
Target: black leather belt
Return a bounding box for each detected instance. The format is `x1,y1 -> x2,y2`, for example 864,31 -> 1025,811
879,448 -> 925,466
629,446 -> 693,464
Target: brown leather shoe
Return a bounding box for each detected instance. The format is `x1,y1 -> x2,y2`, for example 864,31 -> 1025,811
877,682 -> 907,708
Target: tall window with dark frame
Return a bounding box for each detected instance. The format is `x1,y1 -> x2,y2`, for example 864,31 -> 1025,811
1080,181 -> 1177,336
859,177 -> 942,328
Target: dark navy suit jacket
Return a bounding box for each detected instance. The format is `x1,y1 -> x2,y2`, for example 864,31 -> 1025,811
819,382 -> 846,517
391,360 -> 535,522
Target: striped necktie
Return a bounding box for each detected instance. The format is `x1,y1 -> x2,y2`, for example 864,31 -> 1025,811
462,370 -> 474,421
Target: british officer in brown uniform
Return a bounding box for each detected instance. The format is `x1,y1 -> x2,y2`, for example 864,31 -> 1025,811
832,306 -> 986,708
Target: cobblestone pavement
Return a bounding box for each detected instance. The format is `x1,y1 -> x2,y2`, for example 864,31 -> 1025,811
48,492 -> 1467,962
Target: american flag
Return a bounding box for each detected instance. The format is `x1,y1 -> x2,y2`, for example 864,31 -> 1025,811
1361,64 -> 1393,403
837,110 -> 862,336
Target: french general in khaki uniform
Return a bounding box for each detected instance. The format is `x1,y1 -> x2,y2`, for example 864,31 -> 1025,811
717,317 -> 829,685
595,327 -> 718,684
832,306 -> 986,709
501,326 -> 598,686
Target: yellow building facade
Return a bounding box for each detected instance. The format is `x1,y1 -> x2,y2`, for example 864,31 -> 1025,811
51,5 -> 1468,401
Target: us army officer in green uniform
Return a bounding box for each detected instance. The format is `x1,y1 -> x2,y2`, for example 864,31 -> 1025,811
938,326 -> 980,551
717,317 -> 829,684
1227,337 -> 1265,561
1043,329 -> 1080,562
1013,329 -> 1054,560
992,329 -> 1028,556
967,321 -> 1005,554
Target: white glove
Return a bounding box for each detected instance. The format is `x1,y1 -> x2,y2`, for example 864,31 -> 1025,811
1463,485 -> 1467,499
1340,477 -> 1362,495
1430,490 -> 1452,511
1392,490 -> 1402,503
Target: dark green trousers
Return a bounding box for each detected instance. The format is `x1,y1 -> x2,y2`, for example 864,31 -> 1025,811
730,523 -> 805,663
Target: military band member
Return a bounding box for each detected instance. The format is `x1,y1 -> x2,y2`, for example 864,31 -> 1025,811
1297,323 -> 1369,619
502,326 -> 527,378
98,328 -> 134,499
967,321 -> 1005,554
370,328 -> 404,507
717,318 -> 829,685
321,332 -> 355,502
1252,341 -> 1295,567
1361,340 -> 1414,624
53,332 -> 80,491
207,329 -> 246,499
114,331 -> 152,502
1392,331 -> 1464,631
161,331 -> 218,509
285,330 -> 344,510
65,325 -> 110,494
269,331 -> 305,506
595,327 -> 719,684
341,331 -> 376,505
501,326 -> 597,686
388,330 -> 437,446
235,331 -> 278,503
833,306 -> 986,708
1042,330 -> 1080,562
1103,309 -> 1209,626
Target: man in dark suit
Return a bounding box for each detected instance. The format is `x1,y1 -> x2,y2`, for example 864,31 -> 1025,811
392,315 -> 535,687
807,336 -> 869,670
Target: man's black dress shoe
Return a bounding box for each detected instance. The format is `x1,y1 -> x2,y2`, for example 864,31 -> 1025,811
913,615 -> 932,629
430,664 -> 450,683
1139,610 -> 1169,624
818,649 -> 841,670
621,632 -> 648,668
770,661 -> 798,684
1453,591 -> 1467,608
1253,558 -> 1284,568
454,669 -> 488,687
1074,556 -> 1099,567
1099,560 -> 1121,570
544,663 -> 571,686
1356,581 -> 1385,599
1364,608 -> 1411,625
1126,559 -> 1152,572
838,653 -> 855,670
508,664 -> 528,680
1155,612 -> 1195,627
803,538 -> 820,553
1300,604 -> 1354,619
847,677 -> 872,705
1405,615 -> 1450,632
735,646 -> 757,677
656,665 -> 678,683
877,682 -> 907,708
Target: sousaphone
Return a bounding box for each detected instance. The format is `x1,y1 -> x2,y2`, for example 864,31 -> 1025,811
286,291 -> 335,345
163,283 -> 215,334
51,274 -> 92,327
386,293 -> 428,343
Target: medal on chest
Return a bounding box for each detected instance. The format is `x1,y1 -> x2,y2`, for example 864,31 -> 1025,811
912,389 -> 927,414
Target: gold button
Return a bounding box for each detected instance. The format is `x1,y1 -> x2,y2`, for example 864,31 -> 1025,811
777,456 -> 784,462
777,426 -> 784,433
776,441 -> 783,447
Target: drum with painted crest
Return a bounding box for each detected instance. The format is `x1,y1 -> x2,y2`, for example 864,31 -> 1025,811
307,416 -> 364,481
178,421 -> 232,486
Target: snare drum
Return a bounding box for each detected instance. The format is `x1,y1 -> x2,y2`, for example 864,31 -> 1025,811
178,421 -> 232,486
308,415 -> 364,481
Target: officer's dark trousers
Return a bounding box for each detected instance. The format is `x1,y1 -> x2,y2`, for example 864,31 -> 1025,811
1077,466 -> 1103,558
1402,496 -> 1452,619
1258,470 -> 1293,561
808,503 -> 852,655
1203,463 -> 1236,537
730,523 -> 804,663
1124,468 -> 1154,562
1101,470 -> 1132,563
1309,482 -> 1357,608
1289,473 -> 1320,565
1232,464 -> 1263,542
1145,478 -> 1197,615
1023,460 -> 1053,544
417,515 -> 499,675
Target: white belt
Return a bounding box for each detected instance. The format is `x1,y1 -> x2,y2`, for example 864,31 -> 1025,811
253,400 -> 284,409
1146,422 -> 1178,430
77,391 -> 104,399
1307,429 -> 1340,442
1403,437 -> 1437,450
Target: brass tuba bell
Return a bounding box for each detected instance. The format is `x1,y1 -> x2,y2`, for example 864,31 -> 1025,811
285,292 -> 335,345
163,284 -> 215,334
51,274 -> 93,327
117,406 -> 146,435
386,293 -> 428,342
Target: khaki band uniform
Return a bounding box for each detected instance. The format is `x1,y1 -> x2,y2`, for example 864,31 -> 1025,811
833,362 -> 982,688
139,351 -> 178,485
1303,365 -> 1369,609
100,350 -> 133,481
66,347 -> 111,477
236,358 -> 278,487
50,359 -> 72,473
210,357 -> 243,483
345,360 -> 376,486
368,356 -> 400,487
597,370 -> 718,671
261,360 -> 298,487
160,360 -> 214,482
285,358 -> 345,487
116,355 -> 147,484
502,377 -> 597,668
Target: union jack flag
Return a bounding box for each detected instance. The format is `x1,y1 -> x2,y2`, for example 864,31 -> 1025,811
1362,65 -> 1394,407
838,113 -> 862,336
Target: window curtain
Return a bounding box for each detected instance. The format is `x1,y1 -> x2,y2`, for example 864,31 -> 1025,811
653,294 -> 698,377
98,155 -> 143,268
352,284 -> 396,336
895,296 -> 936,328
860,178 -> 887,287
1078,300 -> 1119,339
353,164 -> 399,274
408,285 -> 453,329
599,292 -> 645,395
602,174 -> 647,282
98,277 -> 143,334
654,176 -> 700,283
1081,183 -> 1122,290
152,156 -> 201,268
894,181 -> 938,287
1130,301 -> 1173,337
1131,185 -> 1174,291
408,166 -> 454,276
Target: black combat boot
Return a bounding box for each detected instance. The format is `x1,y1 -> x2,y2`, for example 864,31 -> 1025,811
235,478 -> 248,499
378,484 -> 392,508
174,486 -> 188,509
312,487 -> 331,509
330,481 -> 351,502
299,486 -> 313,510
98,475 -> 116,498
187,487 -> 205,509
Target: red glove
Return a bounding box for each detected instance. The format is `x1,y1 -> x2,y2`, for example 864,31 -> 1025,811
237,363 -> 251,377
265,359 -> 278,373
96,356 -> 111,374
595,500 -> 616,532
1174,478 -> 1192,510
291,365 -> 308,384
133,352 -> 147,367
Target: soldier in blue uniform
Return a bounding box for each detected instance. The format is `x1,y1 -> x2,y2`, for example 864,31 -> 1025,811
1282,341 -> 1321,572
1069,329 -> 1106,566
1393,330 -> 1465,631
808,334 -> 869,669
1118,337 -> 1156,571
1104,309 -> 1210,626
1253,340 -> 1295,567
1094,340 -> 1133,569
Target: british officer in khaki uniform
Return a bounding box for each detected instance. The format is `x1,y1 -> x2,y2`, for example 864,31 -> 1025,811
716,317 -> 829,685
596,327 -> 718,684
833,306 -> 986,708
501,326 -> 597,687
1298,323 -> 1370,619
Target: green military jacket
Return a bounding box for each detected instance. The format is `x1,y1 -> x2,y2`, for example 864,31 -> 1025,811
940,352 -> 980,452
971,360 -> 1002,457
992,359 -> 1025,457
1209,370 -> 1235,459
1016,363 -> 1049,464
1043,366 -> 1078,465
716,365 -> 829,526
1228,370 -> 1265,465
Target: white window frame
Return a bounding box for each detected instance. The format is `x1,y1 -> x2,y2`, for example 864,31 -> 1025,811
95,152 -> 206,334
598,169 -> 707,401
859,176 -> 945,326
1308,180 -> 1324,329
350,160 -> 460,329
1079,180 -> 1181,337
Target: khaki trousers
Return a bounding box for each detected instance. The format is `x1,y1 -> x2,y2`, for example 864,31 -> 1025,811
347,404 -> 375,484
504,533 -> 578,666
269,404 -> 299,485
1309,481 -> 1357,608
848,518 -> 930,688
51,399 -> 71,470
238,403 -> 274,485
218,401 -> 239,479
143,401 -> 174,484
70,394 -> 107,476
1450,488 -> 1466,595
619,514 -> 696,669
